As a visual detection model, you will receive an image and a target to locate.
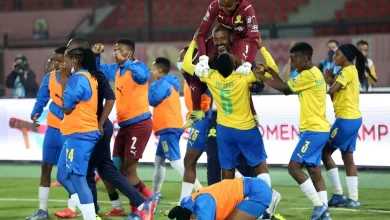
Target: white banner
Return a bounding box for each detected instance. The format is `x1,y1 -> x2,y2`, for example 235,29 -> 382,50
0,94 -> 389,166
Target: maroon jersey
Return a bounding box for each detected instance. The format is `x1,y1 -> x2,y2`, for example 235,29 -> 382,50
197,0 -> 260,61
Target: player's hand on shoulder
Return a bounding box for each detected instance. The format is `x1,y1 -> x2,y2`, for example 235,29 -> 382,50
255,38 -> 263,49
93,43 -> 105,55
193,28 -> 199,42
235,62 -> 252,75
195,55 -> 210,77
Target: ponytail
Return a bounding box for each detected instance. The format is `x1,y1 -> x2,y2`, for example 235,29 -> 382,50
352,46 -> 367,86
81,48 -> 97,76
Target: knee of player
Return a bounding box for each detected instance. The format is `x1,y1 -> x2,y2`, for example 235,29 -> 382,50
306,166 -> 321,177
122,164 -> 136,177
341,152 -> 354,163
287,161 -> 300,176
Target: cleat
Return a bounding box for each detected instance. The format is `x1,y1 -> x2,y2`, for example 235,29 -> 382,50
321,211 -> 332,220
96,214 -> 102,220
346,199 -> 360,209
53,208 -> 77,218
139,199 -> 155,220
328,194 -> 347,207
262,189 -> 281,219
26,209 -> 49,220
183,110 -> 205,129
310,204 -> 329,220
273,213 -> 286,220
102,208 -> 126,217
50,180 -> 62,187
153,192 -> 163,214
125,213 -> 141,220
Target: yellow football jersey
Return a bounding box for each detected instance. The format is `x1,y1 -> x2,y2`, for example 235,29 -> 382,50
182,40 -> 258,130
287,67 -> 330,132
333,65 -> 362,119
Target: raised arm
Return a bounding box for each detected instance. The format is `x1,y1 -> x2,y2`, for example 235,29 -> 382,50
182,41 -> 197,76
197,1 -> 218,56
95,55 -> 118,82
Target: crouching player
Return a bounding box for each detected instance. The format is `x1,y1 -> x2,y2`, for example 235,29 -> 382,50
168,177 -> 271,220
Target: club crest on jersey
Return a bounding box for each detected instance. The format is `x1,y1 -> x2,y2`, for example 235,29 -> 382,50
203,11 -> 210,22
234,15 -> 243,24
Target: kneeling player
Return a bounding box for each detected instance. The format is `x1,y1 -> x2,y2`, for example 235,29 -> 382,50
168,178 -> 272,220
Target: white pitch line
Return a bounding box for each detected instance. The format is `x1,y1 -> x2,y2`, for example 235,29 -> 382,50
0,198 -> 389,214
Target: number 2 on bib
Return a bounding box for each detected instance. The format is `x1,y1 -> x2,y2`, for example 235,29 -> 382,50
220,90 -> 233,115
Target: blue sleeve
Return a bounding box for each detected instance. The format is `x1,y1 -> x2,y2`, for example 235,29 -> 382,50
123,59 -> 151,85
193,194 -> 216,220
148,80 -> 171,107
31,73 -> 51,119
63,75 -> 92,110
95,55 -> 118,82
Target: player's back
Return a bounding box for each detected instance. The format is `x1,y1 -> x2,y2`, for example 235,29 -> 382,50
288,66 -> 330,132
333,65 -> 361,119
201,70 -> 257,130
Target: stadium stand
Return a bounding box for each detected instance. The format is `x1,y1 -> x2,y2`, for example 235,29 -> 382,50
315,0 -> 390,36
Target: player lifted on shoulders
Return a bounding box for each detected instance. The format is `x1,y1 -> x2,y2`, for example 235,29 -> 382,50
184,0 -> 260,128
183,31 -> 281,220
257,42 -> 332,220
322,44 -> 365,208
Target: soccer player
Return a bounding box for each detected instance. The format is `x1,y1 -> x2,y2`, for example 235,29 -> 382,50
54,38 -> 155,220
318,39 -> 341,75
185,0 -> 260,128
149,57 -> 187,204
44,56 -> 55,73
178,47 -> 208,201
183,32 -> 281,219
356,40 -> 377,91
322,44 -> 366,208
94,40 -> 155,217
56,46 -> 101,220
167,177 -> 272,220
256,42 -> 332,220
26,45 -> 67,220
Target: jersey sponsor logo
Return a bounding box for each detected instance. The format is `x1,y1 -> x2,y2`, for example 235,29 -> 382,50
221,23 -> 233,30
252,25 -> 258,30
234,26 -> 244,32
234,14 -> 243,24
247,16 -> 254,27
203,11 -> 210,22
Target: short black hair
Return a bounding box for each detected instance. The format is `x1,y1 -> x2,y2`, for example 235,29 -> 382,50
290,42 -> 313,58
67,37 -> 91,50
357,40 -> 369,46
212,23 -> 231,36
117,38 -> 135,51
183,46 -> 199,59
327,39 -> 339,46
155,57 -> 171,74
216,53 -> 234,78
55,45 -> 67,54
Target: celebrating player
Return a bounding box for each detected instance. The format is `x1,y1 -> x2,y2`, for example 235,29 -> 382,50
56,46 -> 101,220
167,177 -> 272,220
182,31 -> 281,219
256,42 -> 332,220
95,40 -> 155,218
149,57 -> 188,206
322,44 -> 366,208
184,0 -> 260,128
26,45 -> 67,220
